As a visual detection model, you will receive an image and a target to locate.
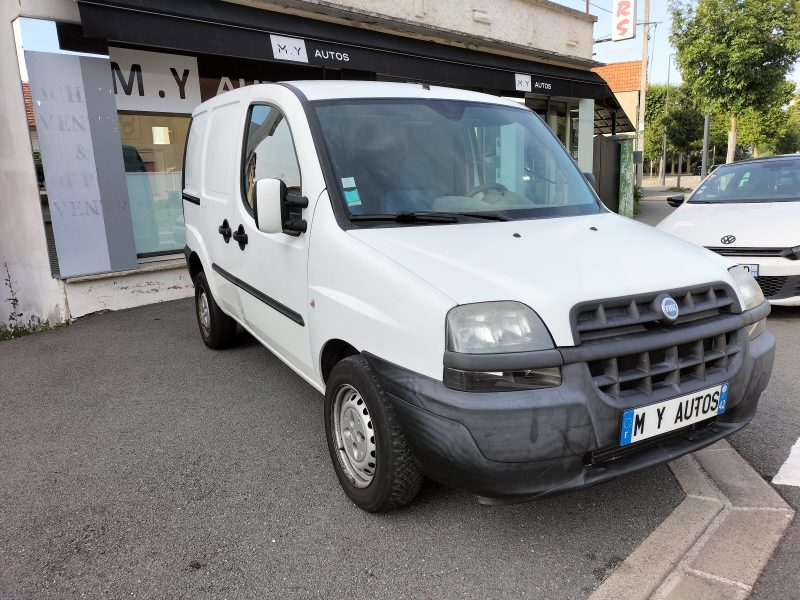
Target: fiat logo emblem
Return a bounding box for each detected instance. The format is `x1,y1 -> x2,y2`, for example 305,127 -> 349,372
660,296 -> 680,322
721,235 -> 736,245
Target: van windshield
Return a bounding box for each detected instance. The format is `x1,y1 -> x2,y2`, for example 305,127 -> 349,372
313,99 -> 601,223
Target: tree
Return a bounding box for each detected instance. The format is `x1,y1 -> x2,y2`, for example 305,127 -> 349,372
662,86 -> 705,187
775,86 -> 800,154
671,0 -> 800,163
643,84 -> 675,176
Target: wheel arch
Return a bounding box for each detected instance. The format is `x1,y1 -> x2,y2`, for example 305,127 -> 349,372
187,251 -> 204,283
320,339 -> 359,384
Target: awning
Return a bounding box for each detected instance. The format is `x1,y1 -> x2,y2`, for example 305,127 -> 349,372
73,0 -> 634,132
78,2 -> 594,91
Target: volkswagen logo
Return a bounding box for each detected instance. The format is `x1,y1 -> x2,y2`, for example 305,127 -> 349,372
721,235 -> 736,245
660,296 -> 680,322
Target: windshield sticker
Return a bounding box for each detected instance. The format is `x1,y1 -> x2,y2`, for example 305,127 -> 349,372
344,188 -> 362,207
341,176 -> 356,189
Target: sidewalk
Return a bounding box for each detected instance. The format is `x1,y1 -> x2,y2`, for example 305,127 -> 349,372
642,175 -> 702,192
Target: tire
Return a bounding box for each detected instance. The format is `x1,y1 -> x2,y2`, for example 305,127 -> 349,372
324,354 -> 423,512
194,271 -> 237,349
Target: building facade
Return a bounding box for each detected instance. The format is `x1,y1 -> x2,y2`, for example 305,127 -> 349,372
0,0 -> 632,324
592,60 -> 643,137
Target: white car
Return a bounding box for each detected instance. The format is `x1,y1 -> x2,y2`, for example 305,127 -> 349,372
182,81 -> 774,511
658,155 -> 800,306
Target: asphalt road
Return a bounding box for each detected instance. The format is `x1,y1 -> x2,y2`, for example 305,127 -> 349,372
2,193 -> 796,599
0,299 -> 683,600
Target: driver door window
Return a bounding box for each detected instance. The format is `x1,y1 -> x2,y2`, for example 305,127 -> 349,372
242,104 -> 301,214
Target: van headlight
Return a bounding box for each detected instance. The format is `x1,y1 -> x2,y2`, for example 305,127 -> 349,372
446,301 -> 554,353
728,265 -> 766,338
444,301 -> 560,392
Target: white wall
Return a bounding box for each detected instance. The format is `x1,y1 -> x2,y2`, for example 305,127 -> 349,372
232,0 -> 596,64
0,0 -> 79,326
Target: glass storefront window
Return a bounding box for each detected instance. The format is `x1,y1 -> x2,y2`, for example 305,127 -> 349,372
118,113 -> 190,257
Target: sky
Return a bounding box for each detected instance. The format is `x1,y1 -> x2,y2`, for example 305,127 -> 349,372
554,0 -> 800,87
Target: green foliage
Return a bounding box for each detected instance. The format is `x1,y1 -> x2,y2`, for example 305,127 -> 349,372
671,0 -> 800,117
1,262 -> 63,341
644,84 -> 675,160
775,112 -> 800,154
662,86 -> 705,153
738,81 -> 796,155
633,184 -> 643,216
774,87 -> 800,154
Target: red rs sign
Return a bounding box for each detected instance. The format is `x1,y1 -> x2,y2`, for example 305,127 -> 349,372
612,0 -> 637,41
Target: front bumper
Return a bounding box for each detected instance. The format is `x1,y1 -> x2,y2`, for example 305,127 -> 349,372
756,274 -> 800,304
364,327 -> 775,504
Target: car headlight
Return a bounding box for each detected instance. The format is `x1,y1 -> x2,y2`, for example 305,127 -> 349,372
783,245 -> 800,260
444,302 -> 560,392
728,265 -> 766,338
446,301 -> 554,353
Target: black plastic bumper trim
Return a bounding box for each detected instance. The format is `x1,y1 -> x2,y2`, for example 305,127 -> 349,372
211,263 -> 304,326
443,301 -> 770,372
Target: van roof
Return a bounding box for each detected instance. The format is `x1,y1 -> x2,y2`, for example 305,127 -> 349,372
284,80 -> 524,107
198,80 -> 526,109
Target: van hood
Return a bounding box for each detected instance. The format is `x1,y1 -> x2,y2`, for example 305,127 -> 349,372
349,212 -> 738,347
657,201 -> 800,248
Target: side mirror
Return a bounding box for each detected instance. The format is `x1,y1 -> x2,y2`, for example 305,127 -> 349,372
666,194 -> 685,207
255,178 -> 309,235
583,172 -> 597,190
255,178 -> 285,234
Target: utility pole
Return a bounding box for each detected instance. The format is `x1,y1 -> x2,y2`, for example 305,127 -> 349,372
701,114 -> 710,178
635,0 -> 650,187
659,55 -> 671,186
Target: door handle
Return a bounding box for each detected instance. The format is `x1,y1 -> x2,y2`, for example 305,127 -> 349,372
218,219 -> 232,243
232,224 -> 248,250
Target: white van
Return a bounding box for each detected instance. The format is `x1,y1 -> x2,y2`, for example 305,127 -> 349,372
182,81 -> 774,512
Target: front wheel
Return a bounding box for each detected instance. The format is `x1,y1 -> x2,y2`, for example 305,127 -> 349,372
324,355 -> 423,512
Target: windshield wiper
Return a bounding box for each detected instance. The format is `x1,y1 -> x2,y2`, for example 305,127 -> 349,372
458,211 -> 512,221
349,211 -> 512,223
349,212 -> 459,223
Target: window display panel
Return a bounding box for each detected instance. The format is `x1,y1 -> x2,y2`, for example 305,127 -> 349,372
118,113 -> 190,257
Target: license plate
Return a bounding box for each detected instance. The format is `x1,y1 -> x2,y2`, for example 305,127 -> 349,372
619,382 -> 729,446
739,264 -> 759,277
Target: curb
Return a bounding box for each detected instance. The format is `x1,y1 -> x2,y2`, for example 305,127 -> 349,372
590,440 -> 795,600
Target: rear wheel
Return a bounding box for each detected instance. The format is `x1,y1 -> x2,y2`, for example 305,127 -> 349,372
324,355 -> 423,512
194,271 -> 237,349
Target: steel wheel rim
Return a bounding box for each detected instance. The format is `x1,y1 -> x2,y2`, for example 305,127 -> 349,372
332,384 -> 376,488
198,289 -> 211,335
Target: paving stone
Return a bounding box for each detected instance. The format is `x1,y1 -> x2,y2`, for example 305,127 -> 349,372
696,439 -> 731,453
694,448 -> 790,509
591,497 -> 721,600
669,455 -> 720,500
661,572 -> 748,600
691,509 -> 794,586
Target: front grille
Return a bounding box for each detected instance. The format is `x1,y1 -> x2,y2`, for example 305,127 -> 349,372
756,276 -> 788,298
587,331 -> 741,400
573,284 -> 734,343
707,246 -> 790,258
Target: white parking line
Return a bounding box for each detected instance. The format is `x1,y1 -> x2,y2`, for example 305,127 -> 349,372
773,437 -> 800,487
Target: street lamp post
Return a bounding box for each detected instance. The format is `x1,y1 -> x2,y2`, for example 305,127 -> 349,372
635,0 -> 650,187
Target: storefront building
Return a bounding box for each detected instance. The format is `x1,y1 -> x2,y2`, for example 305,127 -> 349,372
0,0 -> 632,324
